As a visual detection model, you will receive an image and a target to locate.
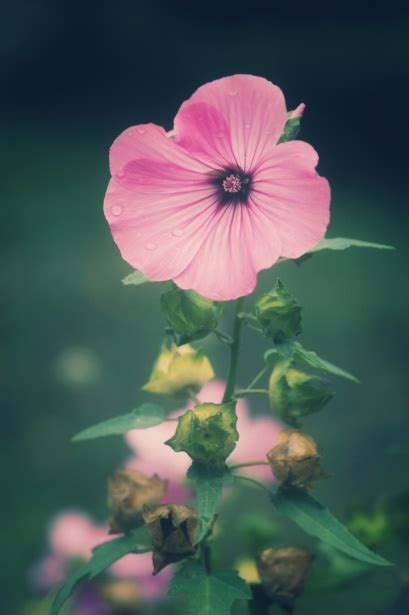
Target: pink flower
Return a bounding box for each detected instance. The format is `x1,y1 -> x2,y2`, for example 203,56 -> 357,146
104,74 -> 330,300
32,511 -> 171,602
126,380 -> 281,485
49,511 -> 107,560
110,553 -> 170,598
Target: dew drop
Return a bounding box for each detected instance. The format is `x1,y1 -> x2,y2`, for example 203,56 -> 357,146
116,169 -> 125,178
145,241 -> 157,251
171,228 -> 183,237
228,89 -> 238,96
110,205 -> 123,216
137,127 -> 146,134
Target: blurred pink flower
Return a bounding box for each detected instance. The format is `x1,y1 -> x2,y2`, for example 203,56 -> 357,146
50,511 -> 107,560
126,379 -> 281,486
104,74 -> 330,300
32,511 -> 171,602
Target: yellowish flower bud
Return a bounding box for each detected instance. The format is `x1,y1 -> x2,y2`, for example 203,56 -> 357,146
267,429 -> 326,489
108,468 -> 167,534
142,504 -> 198,574
269,362 -> 332,424
143,343 -> 214,398
102,579 -> 140,608
256,546 -> 313,610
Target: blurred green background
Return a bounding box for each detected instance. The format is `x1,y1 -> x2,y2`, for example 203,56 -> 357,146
1,2 -> 409,613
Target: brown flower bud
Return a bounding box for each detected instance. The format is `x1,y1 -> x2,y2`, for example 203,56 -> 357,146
108,468 -> 168,534
257,546 -> 313,611
267,429 -> 326,489
142,504 -> 198,574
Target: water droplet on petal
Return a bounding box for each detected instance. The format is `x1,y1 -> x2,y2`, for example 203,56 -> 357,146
116,169 -> 125,178
137,127 -> 146,134
228,89 -> 238,96
145,242 -> 157,251
110,205 -> 123,216
172,228 -> 183,237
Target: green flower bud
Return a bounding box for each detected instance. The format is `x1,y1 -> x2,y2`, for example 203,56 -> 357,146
143,343 -> 214,399
256,546 -> 313,611
269,361 -> 333,424
255,280 -> 302,341
267,429 -> 326,489
161,287 -> 223,344
142,504 -> 198,574
165,402 -> 238,466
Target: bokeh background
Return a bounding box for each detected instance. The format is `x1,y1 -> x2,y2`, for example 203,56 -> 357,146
2,2 -> 409,613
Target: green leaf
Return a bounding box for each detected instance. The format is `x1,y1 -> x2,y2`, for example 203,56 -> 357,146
187,463 -> 233,542
72,403 -> 166,441
264,341 -> 358,383
50,529 -> 151,615
310,237 -> 394,253
278,117 -> 302,143
271,488 -> 392,567
122,270 -> 150,285
168,559 -> 251,615
291,342 -> 359,383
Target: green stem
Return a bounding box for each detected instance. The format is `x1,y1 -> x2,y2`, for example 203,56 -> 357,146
234,475 -> 271,495
229,460 -> 269,471
235,388 -> 269,398
246,366 -> 268,390
222,297 -> 245,402
201,541 -> 212,574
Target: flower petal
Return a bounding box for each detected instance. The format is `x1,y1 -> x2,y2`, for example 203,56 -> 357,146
173,202 -> 282,300
252,141 -> 330,258
173,75 -> 287,173
109,123 -> 212,177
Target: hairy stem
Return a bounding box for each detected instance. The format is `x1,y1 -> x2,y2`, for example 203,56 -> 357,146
222,297 -> 245,402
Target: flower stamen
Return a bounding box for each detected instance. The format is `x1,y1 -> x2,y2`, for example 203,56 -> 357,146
223,174 -> 242,193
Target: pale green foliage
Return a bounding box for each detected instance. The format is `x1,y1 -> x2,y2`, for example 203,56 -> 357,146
271,488 -> 392,567
72,403 -> 165,441
168,560 -> 251,615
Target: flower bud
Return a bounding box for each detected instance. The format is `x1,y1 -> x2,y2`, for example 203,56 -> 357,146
255,280 -> 302,341
143,343 -> 214,399
165,402 -> 238,466
161,287 -> 223,344
267,429 -> 326,489
256,546 -> 313,610
108,469 -> 167,534
142,504 -> 198,574
269,361 -> 333,424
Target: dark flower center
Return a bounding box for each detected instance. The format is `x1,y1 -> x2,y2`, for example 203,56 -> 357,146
213,169 -> 252,205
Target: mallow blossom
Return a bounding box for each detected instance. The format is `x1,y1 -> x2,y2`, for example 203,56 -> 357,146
126,379 -> 282,490
104,74 -> 330,300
